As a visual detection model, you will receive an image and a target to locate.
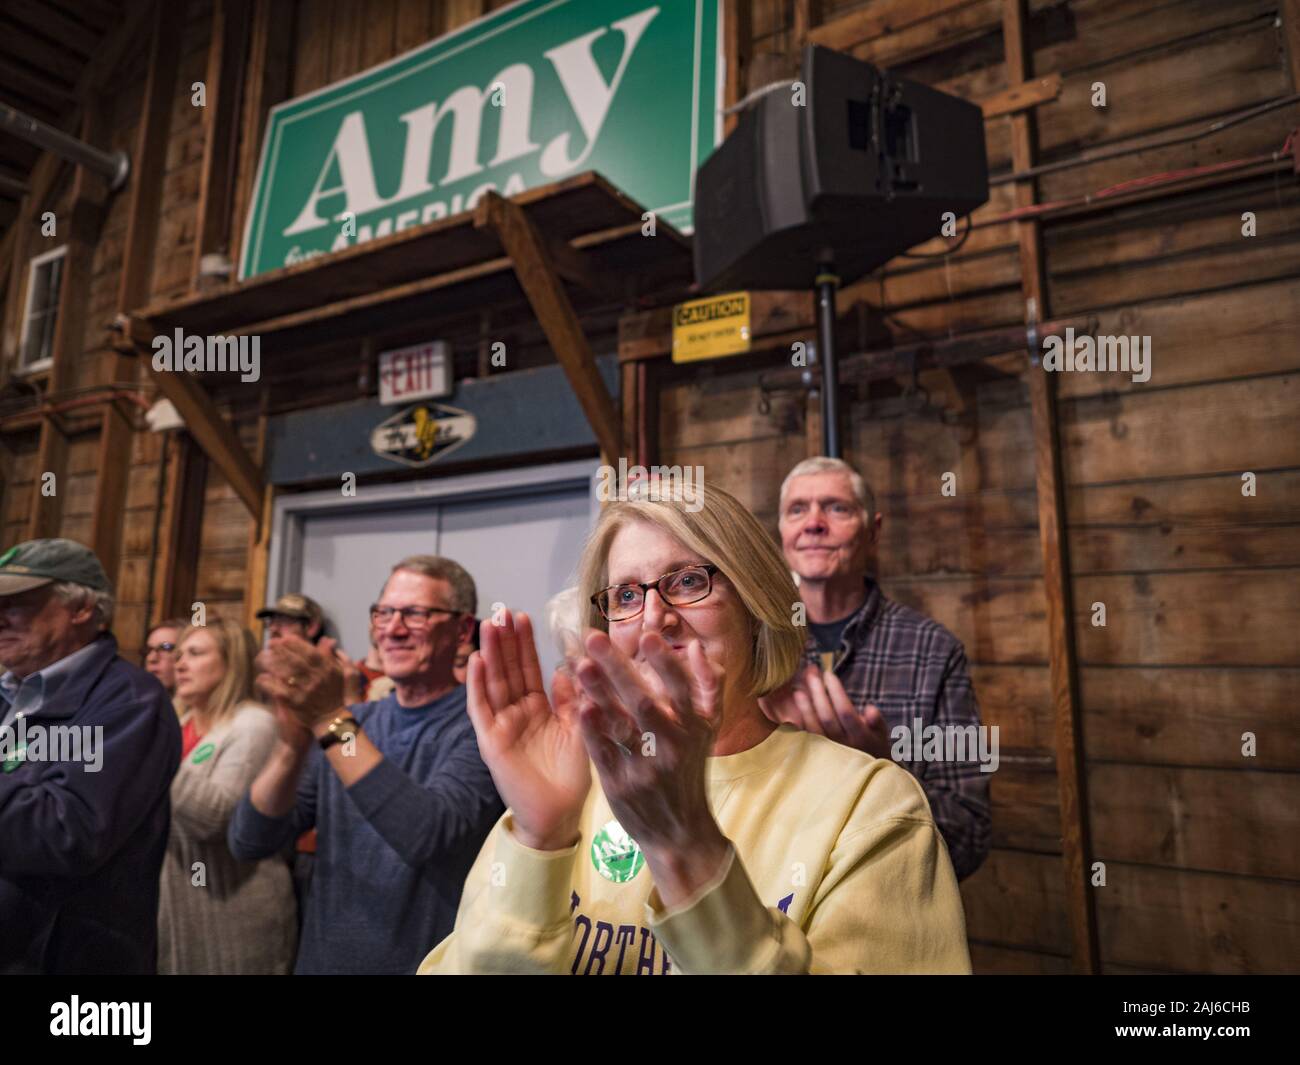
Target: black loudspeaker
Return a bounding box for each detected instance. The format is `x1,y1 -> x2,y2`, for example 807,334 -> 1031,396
693,45 -> 990,291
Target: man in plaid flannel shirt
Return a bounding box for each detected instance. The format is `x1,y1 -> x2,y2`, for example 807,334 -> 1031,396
772,457 -> 991,880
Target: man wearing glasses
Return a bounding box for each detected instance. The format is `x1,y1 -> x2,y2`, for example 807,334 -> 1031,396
229,555 -> 503,974
142,619 -> 185,698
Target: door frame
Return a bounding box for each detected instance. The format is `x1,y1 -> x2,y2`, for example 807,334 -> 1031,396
264,458 -> 602,608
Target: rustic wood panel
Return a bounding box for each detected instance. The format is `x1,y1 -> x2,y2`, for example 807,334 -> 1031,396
961,846 -> 1071,954
886,577 -> 1048,664
969,940 -> 1072,974
1061,376 -> 1300,484
990,765 -> 1061,851
1074,569 -> 1300,667
1068,469 -> 1300,527
1056,276 -> 1300,400
1082,666 -> 1300,771
292,0 -> 333,96
970,663 -> 1054,750
1095,859 -> 1300,974
1089,763 -> 1300,879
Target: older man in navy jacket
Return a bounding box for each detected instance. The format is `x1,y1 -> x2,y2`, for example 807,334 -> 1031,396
0,539 -> 179,974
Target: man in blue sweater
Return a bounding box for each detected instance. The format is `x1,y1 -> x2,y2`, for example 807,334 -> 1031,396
0,539 -> 179,974
229,555 -> 502,974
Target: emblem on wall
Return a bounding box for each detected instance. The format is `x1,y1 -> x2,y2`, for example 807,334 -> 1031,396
370,403 -> 477,468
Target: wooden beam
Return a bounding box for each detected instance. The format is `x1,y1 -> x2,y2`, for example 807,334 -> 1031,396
114,0 -> 185,327
229,0 -> 295,276
89,0 -> 186,587
6,0 -> 101,56
112,319 -> 264,518
443,0 -> 487,33
244,480 -> 275,634
22,102 -> 114,551
979,73 -> 1062,120
0,55 -> 75,109
723,0 -> 752,136
25,420 -> 68,540
154,431 -> 208,623
474,191 -> 622,461
191,0 -> 252,291
620,361 -> 638,467
793,0 -> 816,47
1285,0 -> 1300,91
1001,0 -> 1099,975
90,401 -> 132,584
82,1 -> 159,96
0,23 -> 84,86
50,100 -> 112,395
545,233 -> 629,304
242,406 -> 273,634
808,0 -> 975,50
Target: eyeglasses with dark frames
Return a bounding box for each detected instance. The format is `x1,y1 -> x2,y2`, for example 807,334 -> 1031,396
144,642 -> 176,656
369,604 -> 460,630
591,564 -> 721,622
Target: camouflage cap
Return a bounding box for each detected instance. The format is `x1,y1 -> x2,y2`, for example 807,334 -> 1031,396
256,592 -> 324,627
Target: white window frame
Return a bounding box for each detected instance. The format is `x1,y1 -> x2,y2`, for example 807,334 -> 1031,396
17,244 -> 68,375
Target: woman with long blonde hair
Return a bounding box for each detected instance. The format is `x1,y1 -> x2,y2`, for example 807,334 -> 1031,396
158,618 -> 296,973
419,479 -> 970,974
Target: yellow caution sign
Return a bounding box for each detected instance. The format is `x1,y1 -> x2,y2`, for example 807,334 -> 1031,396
671,292 -> 751,364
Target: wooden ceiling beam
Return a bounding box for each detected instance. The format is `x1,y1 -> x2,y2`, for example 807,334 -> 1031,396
0,56 -> 75,109
5,0 -> 101,56
0,22 -> 85,86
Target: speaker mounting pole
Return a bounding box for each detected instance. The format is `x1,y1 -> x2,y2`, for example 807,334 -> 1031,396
815,263 -> 841,457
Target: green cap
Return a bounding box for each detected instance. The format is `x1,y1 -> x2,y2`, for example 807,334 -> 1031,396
0,538 -> 111,598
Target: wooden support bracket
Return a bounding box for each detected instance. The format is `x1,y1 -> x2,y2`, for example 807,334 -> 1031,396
473,191 -> 622,461
114,314 -> 264,519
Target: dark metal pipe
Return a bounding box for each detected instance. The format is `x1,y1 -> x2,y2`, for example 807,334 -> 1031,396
0,100 -> 129,191
815,265 -> 840,457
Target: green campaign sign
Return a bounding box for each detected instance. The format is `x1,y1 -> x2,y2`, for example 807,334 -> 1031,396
239,0 -> 722,279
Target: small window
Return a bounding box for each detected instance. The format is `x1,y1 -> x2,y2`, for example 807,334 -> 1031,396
18,245 -> 68,374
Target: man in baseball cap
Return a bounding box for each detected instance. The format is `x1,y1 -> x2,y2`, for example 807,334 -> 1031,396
0,539 -> 180,974
257,593 -> 326,644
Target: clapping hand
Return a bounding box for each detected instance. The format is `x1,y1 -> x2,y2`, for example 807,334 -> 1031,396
759,663 -> 891,758
255,635 -> 348,746
464,610 -> 592,851
569,630 -> 732,906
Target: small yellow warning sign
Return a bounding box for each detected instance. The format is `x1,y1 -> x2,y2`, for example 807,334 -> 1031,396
671,292 -> 751,364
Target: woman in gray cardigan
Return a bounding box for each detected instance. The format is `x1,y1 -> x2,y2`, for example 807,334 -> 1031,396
158,619 -> 297,974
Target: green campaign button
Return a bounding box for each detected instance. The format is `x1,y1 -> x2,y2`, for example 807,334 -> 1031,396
2,745 -> 27,773
590,819 -> 644,884
191,742 -> 216,765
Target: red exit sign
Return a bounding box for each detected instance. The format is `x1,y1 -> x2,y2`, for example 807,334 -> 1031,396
379,341 -> 451,405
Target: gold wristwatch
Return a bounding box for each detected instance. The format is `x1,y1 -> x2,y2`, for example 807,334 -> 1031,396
319,714 -> 360,750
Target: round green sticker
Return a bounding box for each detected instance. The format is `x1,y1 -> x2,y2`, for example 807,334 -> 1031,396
591,819 -> 644,883
190,742 -> 216,765
2,745 -> 27,773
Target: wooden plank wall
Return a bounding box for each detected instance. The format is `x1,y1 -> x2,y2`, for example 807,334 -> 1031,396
2,0 -> 1296,974
657,0 -> 1300,973
2,0 -> 504,659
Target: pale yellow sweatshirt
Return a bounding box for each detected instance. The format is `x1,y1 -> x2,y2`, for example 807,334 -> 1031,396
419,724 -> 971,974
